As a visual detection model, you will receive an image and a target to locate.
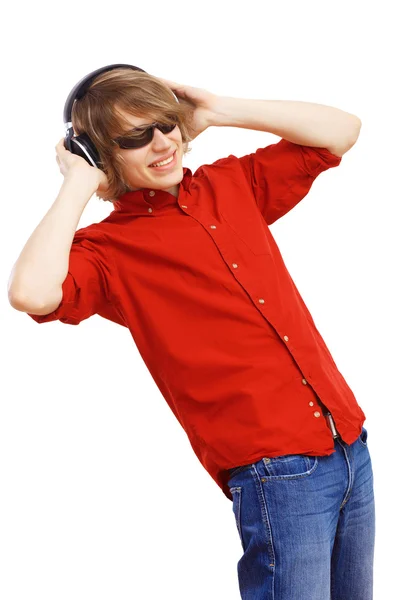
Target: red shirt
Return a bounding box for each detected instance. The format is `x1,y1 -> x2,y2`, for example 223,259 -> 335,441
28,138 -> 366,501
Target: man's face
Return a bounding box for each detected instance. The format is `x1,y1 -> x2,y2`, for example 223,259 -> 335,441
115,109 -> 184,198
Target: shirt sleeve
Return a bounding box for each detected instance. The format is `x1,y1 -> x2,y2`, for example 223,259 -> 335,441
27,226 -> 114,326
235,138 -> 342,225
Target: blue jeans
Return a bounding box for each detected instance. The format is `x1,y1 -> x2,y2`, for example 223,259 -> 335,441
227,427 -> 375,599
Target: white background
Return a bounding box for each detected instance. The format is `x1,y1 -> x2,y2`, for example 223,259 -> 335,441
1,1 -> 398,598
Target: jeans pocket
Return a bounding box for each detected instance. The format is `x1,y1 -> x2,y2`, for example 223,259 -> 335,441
357,426 -> 368,447
262,454 -> 319,480
230,486 -> 245,552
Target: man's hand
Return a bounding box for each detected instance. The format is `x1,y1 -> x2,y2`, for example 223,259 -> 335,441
156,77 -> 220,140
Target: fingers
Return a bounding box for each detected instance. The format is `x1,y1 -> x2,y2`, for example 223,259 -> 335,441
55,137 -> 67,151
55,138 -> 66,167
157,76 -> 179,89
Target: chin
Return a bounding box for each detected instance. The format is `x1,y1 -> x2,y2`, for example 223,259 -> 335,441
154,165 -> 184,186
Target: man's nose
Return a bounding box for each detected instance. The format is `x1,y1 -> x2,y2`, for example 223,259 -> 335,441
152,127 -> 173,145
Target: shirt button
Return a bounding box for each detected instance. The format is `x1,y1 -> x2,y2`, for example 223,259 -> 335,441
148,207 -> 153,213
210,225 -> 216,229
149,191 -> 155,197
283,335 -> 289,341
258,298 -> 265,304
302,378 -> 307,385
232,263 -> 238,269
314,411 -> 321,418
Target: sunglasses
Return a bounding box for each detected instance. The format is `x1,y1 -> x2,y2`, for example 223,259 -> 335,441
114,117 -> 179,149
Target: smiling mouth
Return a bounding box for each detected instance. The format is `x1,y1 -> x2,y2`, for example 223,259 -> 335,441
148,150 -> 177,169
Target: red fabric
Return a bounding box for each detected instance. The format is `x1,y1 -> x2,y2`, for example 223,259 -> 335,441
28,138 -> 365,501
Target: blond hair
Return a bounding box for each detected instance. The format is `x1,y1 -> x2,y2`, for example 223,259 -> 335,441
71,68 -> 196,203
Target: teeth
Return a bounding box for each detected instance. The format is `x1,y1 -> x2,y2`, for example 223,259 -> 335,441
150,152 -> 174,167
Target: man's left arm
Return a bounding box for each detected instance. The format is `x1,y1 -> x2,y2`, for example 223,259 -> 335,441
208,96 -> 361,158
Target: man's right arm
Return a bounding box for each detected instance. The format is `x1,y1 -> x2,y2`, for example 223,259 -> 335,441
8,173 -> 99,314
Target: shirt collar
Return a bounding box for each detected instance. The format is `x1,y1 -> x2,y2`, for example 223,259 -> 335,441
112,166 -> 193,216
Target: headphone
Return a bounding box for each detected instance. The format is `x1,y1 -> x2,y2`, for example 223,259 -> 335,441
63,63 -> 180,170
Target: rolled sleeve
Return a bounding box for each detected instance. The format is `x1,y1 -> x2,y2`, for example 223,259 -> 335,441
27,227 -> 113,325
237,138 -> 342,225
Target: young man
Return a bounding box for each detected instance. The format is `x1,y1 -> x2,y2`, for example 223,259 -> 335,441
8,71 -> 374,599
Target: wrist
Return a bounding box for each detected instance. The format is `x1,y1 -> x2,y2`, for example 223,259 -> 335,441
63,170 -> 100,194
208,96 -> 237,127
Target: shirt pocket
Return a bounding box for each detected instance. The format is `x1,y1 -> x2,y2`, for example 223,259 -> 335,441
220,208 -> 272,256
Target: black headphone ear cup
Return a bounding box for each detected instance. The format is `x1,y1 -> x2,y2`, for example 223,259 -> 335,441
68,132 -> 102,169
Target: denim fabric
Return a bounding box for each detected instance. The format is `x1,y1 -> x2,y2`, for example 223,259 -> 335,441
227,427 -> 375,599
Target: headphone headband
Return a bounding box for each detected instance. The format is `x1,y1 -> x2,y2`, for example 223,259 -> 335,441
63,63 -> 146,126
